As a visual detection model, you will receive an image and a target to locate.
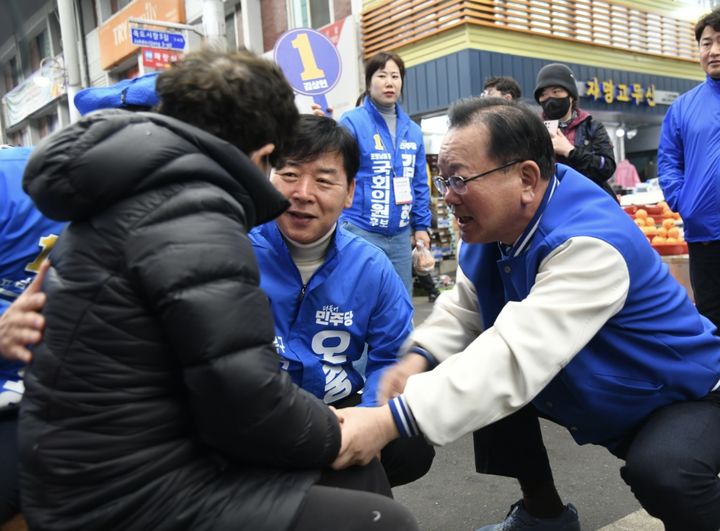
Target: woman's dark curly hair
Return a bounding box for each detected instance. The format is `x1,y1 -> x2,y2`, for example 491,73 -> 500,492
155,48 -> 299,165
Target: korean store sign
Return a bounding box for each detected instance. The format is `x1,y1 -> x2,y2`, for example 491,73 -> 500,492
582,78 -> 657,107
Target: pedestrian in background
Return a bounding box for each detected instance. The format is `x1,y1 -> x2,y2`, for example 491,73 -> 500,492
658,7 -> 720,331
482,76 -> 522,101
534,62 -> 617,199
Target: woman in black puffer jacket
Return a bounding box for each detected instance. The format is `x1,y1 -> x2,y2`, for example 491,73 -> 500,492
18,49 -> 416,531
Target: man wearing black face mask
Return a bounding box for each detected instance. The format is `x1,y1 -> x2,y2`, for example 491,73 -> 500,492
534,63 -> 617,199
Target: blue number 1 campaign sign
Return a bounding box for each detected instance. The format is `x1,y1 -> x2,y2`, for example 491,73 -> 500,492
273,28 -> 342,113
130,28 -> 186,51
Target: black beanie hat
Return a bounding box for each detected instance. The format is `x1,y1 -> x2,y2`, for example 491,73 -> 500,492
534,63 -> 579,102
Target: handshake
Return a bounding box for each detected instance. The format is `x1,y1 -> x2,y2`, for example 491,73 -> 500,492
330,352 -> 429,469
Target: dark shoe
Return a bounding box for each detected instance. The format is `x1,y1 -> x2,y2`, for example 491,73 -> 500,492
428,291 -> 439,302
475,501 -> 580,531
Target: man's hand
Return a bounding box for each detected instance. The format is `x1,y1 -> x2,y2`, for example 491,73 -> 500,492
0,260 -> 50,363
310,103 -> 334,118
411,230 -> 431,249
377,352 -> 428,405
551,129 -> 574,158
331,405 -> 399,470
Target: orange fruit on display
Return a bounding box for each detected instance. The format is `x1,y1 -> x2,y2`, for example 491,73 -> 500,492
635,209 -> 648,219
657,227 -> 668,238
634,218 -> 645,227
623,206 -> 638,216
667,227 -> 680,239
642,226 -> 658,237
666,237 -> 678,244
673,212 -> 681,220
652,236 -> 667,244
662,218 -> 675,230
644,204 -> 663,216
645,216 -> 655,226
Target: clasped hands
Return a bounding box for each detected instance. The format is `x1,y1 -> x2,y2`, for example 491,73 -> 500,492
331,352 -> 428,470
0,265 -> 431,474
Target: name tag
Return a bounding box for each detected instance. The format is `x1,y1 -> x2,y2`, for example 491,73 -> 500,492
393,176 -> 412,205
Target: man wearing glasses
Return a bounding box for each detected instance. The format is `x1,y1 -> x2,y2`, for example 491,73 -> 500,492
331,97 -> 720,531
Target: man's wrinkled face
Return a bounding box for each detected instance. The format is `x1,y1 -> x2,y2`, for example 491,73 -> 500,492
271,151 -> 355,244
437,125 -> 525,245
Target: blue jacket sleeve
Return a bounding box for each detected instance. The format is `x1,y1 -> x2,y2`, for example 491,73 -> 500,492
657,103 -> 685,213
411,139 -> 432,232
359,265 -> 414,406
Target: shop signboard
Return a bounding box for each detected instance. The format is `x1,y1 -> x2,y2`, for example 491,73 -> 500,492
98,0 -> 185,70
131,28 -> 185,50
2,62 -> 66,128
654,90 -> 680,105
141,48 -> 183,70
580,77 -> 678,107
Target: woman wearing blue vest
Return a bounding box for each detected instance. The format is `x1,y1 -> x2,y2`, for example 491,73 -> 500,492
338,52 -> 432,295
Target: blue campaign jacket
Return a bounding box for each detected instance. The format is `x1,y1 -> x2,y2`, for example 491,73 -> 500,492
658,75 -> 720,242
250,221 -> 414,405
0,147 -> 65,389
460,164 -> 720,450
339,97 -> 432,236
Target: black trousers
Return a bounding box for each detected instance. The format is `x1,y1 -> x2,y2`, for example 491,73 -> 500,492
0,409 -> 20,524
290,459 -> 419,531
333,394 -> 435,487
473,393 -> 720,531
415,273 -> 440,299
688,241 -> 720,331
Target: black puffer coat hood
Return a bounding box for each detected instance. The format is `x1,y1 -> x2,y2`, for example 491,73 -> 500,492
24,109 -> 288,226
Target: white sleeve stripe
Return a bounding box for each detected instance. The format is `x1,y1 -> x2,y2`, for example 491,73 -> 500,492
389,396 -> 421,438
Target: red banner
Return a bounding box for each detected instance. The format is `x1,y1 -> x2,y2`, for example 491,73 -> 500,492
141,48 -> 182,70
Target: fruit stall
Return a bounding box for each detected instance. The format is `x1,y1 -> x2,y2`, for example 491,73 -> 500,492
623,201 -> 694,303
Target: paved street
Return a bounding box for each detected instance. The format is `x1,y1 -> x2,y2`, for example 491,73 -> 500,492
397,296 -> 664,531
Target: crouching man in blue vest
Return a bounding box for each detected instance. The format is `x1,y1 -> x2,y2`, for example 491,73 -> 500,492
330,97 -> 720,531
251,114 -> 434,487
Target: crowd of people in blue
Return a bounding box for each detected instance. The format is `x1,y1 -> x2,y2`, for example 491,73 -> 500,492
0,6 -> 719,531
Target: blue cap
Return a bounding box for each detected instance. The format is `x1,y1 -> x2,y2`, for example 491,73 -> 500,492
74,72 -> 160,116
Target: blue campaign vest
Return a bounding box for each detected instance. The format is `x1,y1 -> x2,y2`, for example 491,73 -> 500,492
339,98 -> 432,235
460,164 -> 720,449
250,221 -> 413,405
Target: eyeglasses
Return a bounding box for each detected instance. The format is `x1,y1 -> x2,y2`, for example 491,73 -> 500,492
433,160 -> 522,195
